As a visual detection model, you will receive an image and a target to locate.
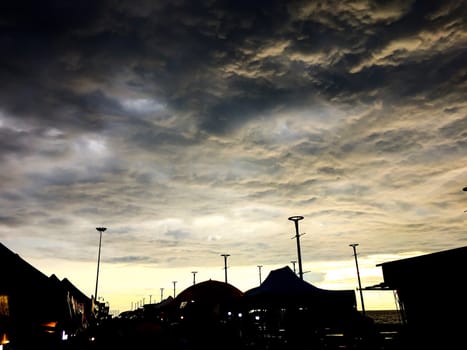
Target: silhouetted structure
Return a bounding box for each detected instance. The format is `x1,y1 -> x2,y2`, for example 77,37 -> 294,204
288,216 -> 305,280
170,279 -> 244,348
242,266 -> 372,349
350,243 -> 366,316
377,246 -> 467,348
221,254 -> 230,283
0,242 -> 93,348
94,227 -> 107,304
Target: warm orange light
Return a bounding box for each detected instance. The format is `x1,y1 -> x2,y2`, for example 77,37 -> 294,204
42,321 -> 58,333
0,295 -> 9,317
42,321 -> 57,328
0,333 -> 10,345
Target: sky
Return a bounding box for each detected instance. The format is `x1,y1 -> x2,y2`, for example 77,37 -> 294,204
1,0 -> 466,314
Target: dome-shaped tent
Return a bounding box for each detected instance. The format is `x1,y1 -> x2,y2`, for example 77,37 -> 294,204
176,279 -> 243,303
168,280 -> 244,348
172,279 -> 243,325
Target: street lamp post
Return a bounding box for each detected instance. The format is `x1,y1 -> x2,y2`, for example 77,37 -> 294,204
350,243 -> 365,317
192,271 -> 198,285
172,281 -> 177,298
288,216 -> 305,280
257,265 -> 263,285
94,227 -> 107,301
221,254 -> 230,283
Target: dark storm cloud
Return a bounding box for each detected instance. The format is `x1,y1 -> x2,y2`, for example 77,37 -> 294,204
129,122 -> 198,150
0,1 -> 103,122
1,0 -> 465,137
0,128 -> 33,158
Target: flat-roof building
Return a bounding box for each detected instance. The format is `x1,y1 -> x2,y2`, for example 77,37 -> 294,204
377,246 -> 467,348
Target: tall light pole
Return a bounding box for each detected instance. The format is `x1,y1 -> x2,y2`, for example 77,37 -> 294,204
172,281 -> 177,298
192,271 -> 198,285
288,216 -> 305,280
350,243 -> 365,317
221,254 -> 230,283
94,227 -> 107,301
257,265 -> 263,285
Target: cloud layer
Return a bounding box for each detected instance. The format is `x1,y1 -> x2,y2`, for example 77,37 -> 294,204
1,0 -> 466,311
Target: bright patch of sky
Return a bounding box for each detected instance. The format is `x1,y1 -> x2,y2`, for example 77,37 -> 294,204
121,97 -> 166,114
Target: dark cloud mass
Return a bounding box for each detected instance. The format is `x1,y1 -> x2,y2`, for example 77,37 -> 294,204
0,0 -> 466,311
1,1 -> 465,133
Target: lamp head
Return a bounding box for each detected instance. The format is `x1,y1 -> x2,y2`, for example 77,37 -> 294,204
288,215 -> 304,221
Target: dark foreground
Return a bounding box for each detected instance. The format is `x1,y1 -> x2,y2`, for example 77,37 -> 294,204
6,312 -> 463,350
7,318 -> 416,350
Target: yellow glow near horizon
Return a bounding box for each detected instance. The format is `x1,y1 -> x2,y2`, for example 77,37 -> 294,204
26,252 -> 419,314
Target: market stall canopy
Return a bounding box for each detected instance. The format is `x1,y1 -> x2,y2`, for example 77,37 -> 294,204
175,279 -> 243,304
243,266 -> 356,313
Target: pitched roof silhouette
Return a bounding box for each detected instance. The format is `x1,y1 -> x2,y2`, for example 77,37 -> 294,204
1,242 -> 52,291
243,266 -> 357,313
245,266 -> 323,297
0,242 -> 91,326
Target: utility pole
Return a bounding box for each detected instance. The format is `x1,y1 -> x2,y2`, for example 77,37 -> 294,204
350,243 -> 366,317
221,254 -> 230,283
192,271 -> 198,285
288,216 -> 305,280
